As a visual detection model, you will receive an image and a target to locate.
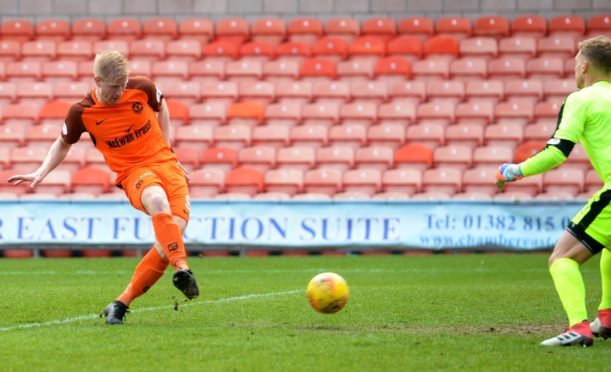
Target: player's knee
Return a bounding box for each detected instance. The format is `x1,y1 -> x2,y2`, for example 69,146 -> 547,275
142,188 -> 170,214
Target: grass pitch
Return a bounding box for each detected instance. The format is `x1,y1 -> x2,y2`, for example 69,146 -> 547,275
0,254 -> 609,371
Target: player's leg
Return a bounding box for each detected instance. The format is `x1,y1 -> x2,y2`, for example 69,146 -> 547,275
591,248 -> 611,338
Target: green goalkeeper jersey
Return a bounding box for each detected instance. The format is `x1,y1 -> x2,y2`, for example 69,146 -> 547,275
520,80 -> 611,184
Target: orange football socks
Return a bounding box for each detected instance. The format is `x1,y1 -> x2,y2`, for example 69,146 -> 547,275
117,246 -> 169,306
151,212 -> 189,270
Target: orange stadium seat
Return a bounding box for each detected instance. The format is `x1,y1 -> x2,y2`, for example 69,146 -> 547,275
216,18 -> 250,46
165,99 -> 189,125
265,168 -> 304,195
225,60 -> 263,82
238,146 -> 276,173
367,123 -> 405,150
142,18 -> 178,40
362,18 -> 397,42
587,14 -> 611,36
36,19 -> 70,41
262,60 -> 300,82
276,146 -> 316,170
72,19 -> 106,41
388,80 -> 426,104
526,57 -> 564,80
21,40 -> 56,61
488,57 -> 526,80
377,100 -> 416,125
203,40 -> 239,61
178,19 -> 214,43
42,60 -> 78,81
485,123 -> 524,147
0,40 -> 21,61
275,41 -> 311,62
239,81 -> 275,104
349,81 -> 387,104
166,39 -> 202,61
94,40 -> 129,56
265,102 -> 302,126
426,80 -> 465,103
472,145 -> 513,167
422,168 -> 462,195
514,140 -> 544,163
538,35 -> 577,59
39,99 -> 71,123
189,102 -> 226,127
227,102 -> 265,126
213,125 -> 251,149
201,147 -> 238,172
71,166 -> 111,195
329,123 -> 368,149
189,168 -> 225,198
434,144 -> 472,170
173,145 -> 200,171
444,123 -> 484,149
394,143 -> 433,170
189,60 -> 225,82
511,15 -> 547,39
474,16 -> 510,38
398,17 -> 434,40
349,36 -> 386,61
302,101 -> 340,126
462,167 -> 500,196
459,37 -> 498,58
303,168 -> 343,195
201,81 -> 238,103
412,58 -> 450,80
240,40 -> 276,62
455,101 -> 494,125
316,146 -> 354,171
381,168 -> 421,195
465,80 -> 504,103
337,59 -> 374,82
251,125 -> 290,149
130,39 -> 166,60
251,18 -> 286,46
387,36 -> 422,61
549,15 -> 585,37
224,167 -> 264,196
494,101 -> 534,124
107,18 -> 142,41
57,40 -> 93,62
423,36 -> 459,58
543,168 -> 584,196
417,101 -> 455,125
326,18 -> 360,43
287,18 -> 323,44
498,36 -> 537,60
436,17 -> 472,39
313,81 -> 350,103
1,19 -> 34,41
300,58 -> 337,81
355,146 -> 394,170
175,124 -> 214,147
342,169 -> 381,196
373,57 -> 412,83
406,123 -> 445,149
290,124 -> 328,149
504,79 -> 544,103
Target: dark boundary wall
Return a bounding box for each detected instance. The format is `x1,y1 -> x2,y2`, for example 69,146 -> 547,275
0,0 -> 609,23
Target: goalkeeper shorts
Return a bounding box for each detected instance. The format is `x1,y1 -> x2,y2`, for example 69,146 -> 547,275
567,186 -> 611,254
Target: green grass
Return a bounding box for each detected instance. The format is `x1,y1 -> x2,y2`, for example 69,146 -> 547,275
0,254 -> 609,371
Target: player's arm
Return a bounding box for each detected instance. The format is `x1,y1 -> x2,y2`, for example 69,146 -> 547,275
157,98 -> 171,146
8,136 -> 72,188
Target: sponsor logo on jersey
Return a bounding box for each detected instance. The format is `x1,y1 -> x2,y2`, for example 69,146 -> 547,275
132,102 -> 143,113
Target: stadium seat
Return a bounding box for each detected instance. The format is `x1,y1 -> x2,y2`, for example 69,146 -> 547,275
56,40 -> 93,62
302,101 -> 340,126
265,102 -> 302,127
434,145 -> 472,170
153,60 -> 190,81
251,125 -> 291,149
538,35 -> 577,59
367,123 -> 406,150
459,37 -> 498,58
0,40 -> 21,61
238,146 -> 276,173
126,59 -> 151,77
374,56 -> 412,83
287,18 -> 323,44
524,122 -> 555,142
203,40 -> 239,62
488,57 -> 526,80
494,101 -> 534,124
474,16 -> 510,38
455,101 -> 494,125
504,80 -> 544,104
71,166 -> 111,195
587,14 -> 611,37
405,124 -> 445,149
215,18 -> 250,47
513,140 -> 543,163
416,101 -> 455,125
15,81 -> 52,105
265,169 -> 304,195
263,60 -> 300,83
394,143 -> 433,170
7,60 -> 41,81
498,36 -> 537,60
564,144 -> 592,170
444,123 -> 484,149
462,167 -> 500,196
377,101 -> 416,126
3,102 -> 38,125
291,192 -> 332,200
543,168 -> 584,196
0,169 -> 30,195
201,147 -> 238,172
84,147 -> 105,167
35,169 -> 71,196
353,80 -> 390,104
332,191 -> 371,200
1,19 -> 34,42
142,18 -> 178,41
72,19 -> 106,41
25,123 -> 60,146
349,36 -> 386,62
549,15 -> 585,37
502,173 -> 543,196
484,123 -> 525,148
165,99 -> 189,125
213,125 -> 251,150
342,168 -> 382,196
452,191 -> 493,201
381,168 -> 421,195
11,145 -> 47,172
339,101 -> 378,125
337,60 -> 374,82
35,19 -> 71,42
436,17 -> 472,40
225,60 -> 263,82
422,168 -> 462,195
175,124 -> 214,148
423,36 -> 459,58
239,81 -> 274,105
585,168 -> 602,193
276,146 -> 316,170
166,39 -> 202,61
227,102 -> 265,127
303,168 -> 343,195
57,145 -> 86,172
130,39 -> 166,60
214,192 -> 251,200
411,58 -> 450,80
39,99 -> 71,123
290,124 -> 328,149
465,80 -> 504,104
511,15 -> 547,39
386,36 -> 422,62
426,80 -> 465,104
275,41 -> 311,62
300,58 -> 337,82
326,18 -> 360,43
388,80 -> 426,104
178,19 -> 214,43
51,81 -> 91,101
173,145 -> 200,171
251,18 -> 286,46
0,122 -> 25,149
201,81 -> 238,103
93,40 -> 129,57
188,102 -> 226,127
362,18 -> 397,42
224,167 -> 264,196
240,40 -> 276,62
526,57 -> 564,80
159,80 -> 200,104
313,81 -> 350,104
544,79 -> 576,101
253,192 -> 292,201
398,17 -> 434,40
316,146 -> 354,171
354,146 -> 394,170
329,124 -> 368,149
312,36 -> 349,61
472,145 -> 513,167
189,60 -> 225,82
107,18 -> 142,41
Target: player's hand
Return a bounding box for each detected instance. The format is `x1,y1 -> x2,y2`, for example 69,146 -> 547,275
495,163 -> 523,186
8,171 -> 44,188
177,161 -> 191,183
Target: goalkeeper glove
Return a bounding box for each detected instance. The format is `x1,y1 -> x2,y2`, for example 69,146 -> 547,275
495,163 -> 523,189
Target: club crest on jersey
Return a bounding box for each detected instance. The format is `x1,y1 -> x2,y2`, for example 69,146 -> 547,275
132,102 -> 143,113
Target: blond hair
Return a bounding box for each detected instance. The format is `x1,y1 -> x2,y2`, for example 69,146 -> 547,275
578,36 -> 611,74
93,50 -> 129,82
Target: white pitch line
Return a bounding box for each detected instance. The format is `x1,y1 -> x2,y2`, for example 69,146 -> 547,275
0,289 -> 302,332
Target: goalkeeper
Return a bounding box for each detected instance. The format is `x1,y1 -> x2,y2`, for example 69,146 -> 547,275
496,36 -> 611,347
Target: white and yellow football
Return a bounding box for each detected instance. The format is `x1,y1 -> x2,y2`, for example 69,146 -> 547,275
306,272 -> 349,314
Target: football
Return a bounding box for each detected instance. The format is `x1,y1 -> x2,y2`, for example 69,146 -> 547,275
306,272 -> 349,314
